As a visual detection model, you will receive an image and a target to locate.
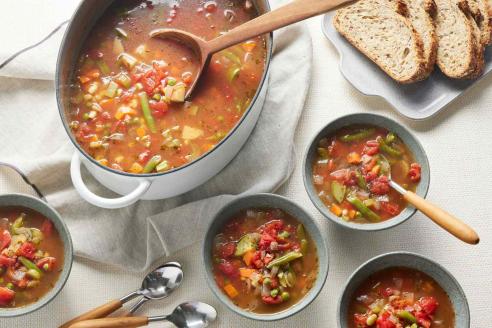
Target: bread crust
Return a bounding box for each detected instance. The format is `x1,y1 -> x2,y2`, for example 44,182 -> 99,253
333,0 -> 427,83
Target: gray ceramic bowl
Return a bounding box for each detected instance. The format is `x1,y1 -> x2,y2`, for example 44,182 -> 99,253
0,194 -> 73,317
202,193 -> 329,321
337,252 -> 470,328
303,113 -> 430,231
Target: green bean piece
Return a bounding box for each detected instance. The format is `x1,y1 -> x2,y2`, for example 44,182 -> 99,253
385,132 -> 396,144
19,257 -> 42,276
96,60 -> 111,75
355,170 -> 367,189
340,128 -> 375,142
142,155 -> 162,173
278,231 -> 290,239
223,51 -> 242,66
366,313 -> 378,326
347,196 -> 382,222
27,269 -> 41,280
300,239 -> 308,255
267,251 -> 303,269
397,310 -> 417,323
226,66 -> 241,82
12,213 -> 25,232
296,224 -> 306,240
138,92 -> 157,133
378,138 -> 402,157
331,181 -> 346,203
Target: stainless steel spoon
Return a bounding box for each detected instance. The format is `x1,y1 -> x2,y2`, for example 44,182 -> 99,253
378,154 -> 479,244
68,301 -> 217,328
60,262 -> 184,328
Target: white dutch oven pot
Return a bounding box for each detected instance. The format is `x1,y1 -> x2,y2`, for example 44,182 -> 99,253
57,0 -> 273,209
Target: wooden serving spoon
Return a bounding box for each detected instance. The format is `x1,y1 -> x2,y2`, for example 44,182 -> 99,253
378,155 -> 479,245
150,0 -> 353,99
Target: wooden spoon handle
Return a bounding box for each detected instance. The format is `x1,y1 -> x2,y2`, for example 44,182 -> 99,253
403,191 -> 479,245
59,300 -> 123,328
207,0 -> 352,53
67,317 -> 149,328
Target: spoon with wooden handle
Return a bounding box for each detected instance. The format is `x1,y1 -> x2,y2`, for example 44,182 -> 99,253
150,0 -> 354,99
378,154 -> 479,245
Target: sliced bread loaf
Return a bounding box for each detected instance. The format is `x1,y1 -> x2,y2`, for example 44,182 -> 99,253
434,0 -> 478,78
467,1 -> 486,78
334,0 -> 427,83
467,0 -> 492,45
402,0 -> 438,74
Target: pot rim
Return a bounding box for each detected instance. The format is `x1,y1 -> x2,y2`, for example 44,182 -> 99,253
56,0 -> 273,178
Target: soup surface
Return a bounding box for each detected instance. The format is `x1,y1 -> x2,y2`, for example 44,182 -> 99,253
348,267 -> 455,328
0,207 -> 64,308
212,208 -> 319,314
312,125 -> 422,223
67,0 -> 266,174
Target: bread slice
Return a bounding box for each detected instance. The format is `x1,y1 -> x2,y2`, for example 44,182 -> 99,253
467,0 -> 492,45
434,0 -> 478,78
467,1 -> 486,78
334,0 -> 427,83
402,0 -> 438,75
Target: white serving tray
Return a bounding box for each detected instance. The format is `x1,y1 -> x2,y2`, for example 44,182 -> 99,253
322,12 -> 492,120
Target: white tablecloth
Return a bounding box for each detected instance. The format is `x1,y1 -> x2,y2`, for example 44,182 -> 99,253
2,17 -> 491,328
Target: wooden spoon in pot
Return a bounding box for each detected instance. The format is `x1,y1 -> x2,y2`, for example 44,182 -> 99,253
150,0 -> 353,99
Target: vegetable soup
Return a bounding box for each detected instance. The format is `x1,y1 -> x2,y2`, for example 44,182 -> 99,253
312,125 -> 422,223
0,207 -> 64,308
67,0 -> 267,174
348,267 -> 455,328
212,208 -> 319,314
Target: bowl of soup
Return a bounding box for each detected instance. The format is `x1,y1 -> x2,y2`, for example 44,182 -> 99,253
57,0 -> 272,208
202,193 -> 329,321
0,194 -> 73,317
303,113 -> 430,231
338,252 -> 469,328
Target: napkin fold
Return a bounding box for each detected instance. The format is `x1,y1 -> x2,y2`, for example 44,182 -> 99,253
0,0 -> 312,271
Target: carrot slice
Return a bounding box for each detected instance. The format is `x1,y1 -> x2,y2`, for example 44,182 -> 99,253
239,268 -> 256,278
223,284 -> 239,298
330,204 -> 343,216
242,250 -> 255,266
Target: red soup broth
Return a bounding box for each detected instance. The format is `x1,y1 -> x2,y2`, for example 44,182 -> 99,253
312,125 -> 422,224
0,207 -> 64,308
212,208 -> 319,313
348,267 -> 455,328
67,0 -> 267,174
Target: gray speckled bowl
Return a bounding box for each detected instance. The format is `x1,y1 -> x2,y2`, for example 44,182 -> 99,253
303,113 -> 430,231
202,193 -> 329,321
337,252 -> 470,328
0,194 -> 73,317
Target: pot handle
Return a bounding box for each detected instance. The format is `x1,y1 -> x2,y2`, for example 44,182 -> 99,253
70,153 -> 151,209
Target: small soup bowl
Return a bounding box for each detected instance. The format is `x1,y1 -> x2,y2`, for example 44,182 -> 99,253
303,113 -> 430,231
0,194 -> 73,317
338,252 -> 470,328
202,193 -> 329,321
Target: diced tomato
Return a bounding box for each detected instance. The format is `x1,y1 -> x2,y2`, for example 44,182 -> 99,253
370,176 -> 390,195
262,219 -> 284,236
364,171 -> 378,183
142,77 -> 157,95
149,100 -> 168,113
261,295 -> 283,304
382,287 -> 394,297
276,243 -> 292,251
41,219 -> 53,237
415,311 -> 432,328
419,296 -> 438,315
0,229 -> 11,250
218,242 -> 236,258
217,260 -> 238,277
138,150 -> 151,164
36,257 -> 57,271
330,168 -> 350,182
0,255 -> 15,267
258,233 -> 275,250
120,90 -> 135,103
380,202 -> 400,216
17,242 -> 36,260
0,287 -> 14,306
263,253 -> 274,265
408,163 -> 422,182
376,311 -> 396,328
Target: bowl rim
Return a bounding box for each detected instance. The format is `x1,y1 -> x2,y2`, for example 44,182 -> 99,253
55,0 -> 274,178
201,193 -> 329,321
0,193 -> 74,317
302,113 -> 430,231
336,251 -> 470,328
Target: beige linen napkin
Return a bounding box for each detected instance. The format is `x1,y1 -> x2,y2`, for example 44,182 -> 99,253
0,0 -> 312,271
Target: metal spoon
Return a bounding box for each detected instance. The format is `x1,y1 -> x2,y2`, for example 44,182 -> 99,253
68,301 -> 217,328
378,154 -> 479,244
150,0 -> 353,99
60,262 -> 184,328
